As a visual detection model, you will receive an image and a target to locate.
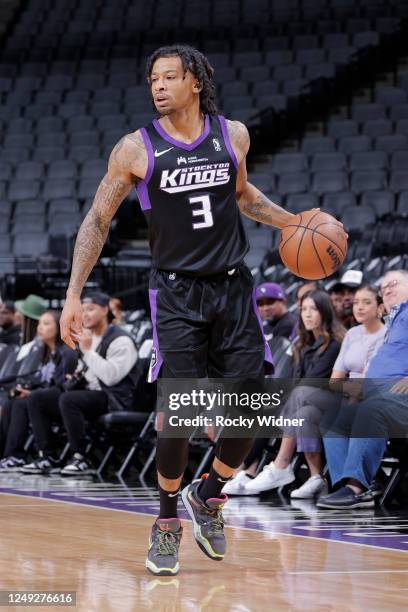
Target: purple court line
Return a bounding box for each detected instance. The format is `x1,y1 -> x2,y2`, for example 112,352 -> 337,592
2,485 -> 408,554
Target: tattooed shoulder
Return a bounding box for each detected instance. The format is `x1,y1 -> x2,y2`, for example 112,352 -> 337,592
226,119 -> 250,158
110,130 -> 147,180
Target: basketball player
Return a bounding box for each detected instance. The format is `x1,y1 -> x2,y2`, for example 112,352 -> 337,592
61,45 -> 306,576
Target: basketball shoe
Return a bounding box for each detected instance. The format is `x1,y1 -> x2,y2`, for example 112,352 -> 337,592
181,476 -> 227,561
145,518 -> 183,576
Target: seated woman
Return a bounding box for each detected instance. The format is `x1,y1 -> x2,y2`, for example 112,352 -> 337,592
317,285 -> 386,509
225,290 -> 344,498
0,311 -> 77,470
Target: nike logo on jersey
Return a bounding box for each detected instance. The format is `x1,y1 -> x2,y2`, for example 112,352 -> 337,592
154,147 -> 174,157
160,163 -> 231,193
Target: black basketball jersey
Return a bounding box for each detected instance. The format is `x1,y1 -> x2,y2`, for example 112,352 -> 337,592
136,114 -> 249,275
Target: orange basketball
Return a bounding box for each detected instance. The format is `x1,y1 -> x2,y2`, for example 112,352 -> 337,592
279,210 -> 348,280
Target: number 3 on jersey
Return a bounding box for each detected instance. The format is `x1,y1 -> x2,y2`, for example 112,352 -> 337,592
189,195 -> 214,230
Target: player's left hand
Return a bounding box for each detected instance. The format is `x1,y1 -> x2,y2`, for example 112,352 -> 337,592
306,209 -> 348,239
72,328 -> 93,352
390,377 -> 408,394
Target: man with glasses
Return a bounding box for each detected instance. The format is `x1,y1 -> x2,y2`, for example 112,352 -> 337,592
318,269 -> 408,509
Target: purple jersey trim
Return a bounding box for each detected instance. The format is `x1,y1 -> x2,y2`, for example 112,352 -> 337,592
135,127 -> 154,211
152,114 -> 210,151
252,289 -> 275,375
148,289 -> 164,382
218,115 -> 239,171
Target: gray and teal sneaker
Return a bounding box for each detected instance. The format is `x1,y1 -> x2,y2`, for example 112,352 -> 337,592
145,518 -> 183,576
181,477 -> 227,561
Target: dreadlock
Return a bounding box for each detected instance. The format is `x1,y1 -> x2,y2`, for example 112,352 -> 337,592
145,44 -> 218,115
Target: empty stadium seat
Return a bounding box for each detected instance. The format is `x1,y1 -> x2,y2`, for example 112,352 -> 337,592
337,135 -> 371,154
326,119 -> 358,138
352,103 -> 386,121
342,205 -> 376,233
360,191 -> 395,217
349,151 -> 388,170
389,171 -> 408,193
301,137 -> 335,154
14,200 -> 46,217
8,181 -> 40,201
310,152 -> 346,171
322,192 -> 357,215
15,161 -> 44,180
0,162 -> 12,181
375,135 -> 408,153
350,170 -> 387,194
277,172 -> 309,195
48,198 -> 80,218
361,119 -> 393,138
47,160 -> 77,179
397,192 -> 408,215
312,171 -> 348,194
13,217 -> 45,234
286,193 -> 319,213
271,153 -> 308,173
43,179 -> 75,201
80,158 -> 106,179
13,232 -> 48,257
390,150 -> 408,170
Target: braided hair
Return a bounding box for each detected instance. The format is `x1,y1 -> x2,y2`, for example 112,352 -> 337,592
146,45 -> 218,115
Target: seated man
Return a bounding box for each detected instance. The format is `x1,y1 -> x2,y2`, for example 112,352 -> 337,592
23,292 -> 138,475
256,282 -> 297,341
318,269 -> 408,509
0,300 -> 21,346
328,270 -> 362,330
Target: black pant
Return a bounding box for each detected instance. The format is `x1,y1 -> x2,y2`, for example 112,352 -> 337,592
0,397 -> 29,458
59,390 -> 109,455
27,387 -> 63,457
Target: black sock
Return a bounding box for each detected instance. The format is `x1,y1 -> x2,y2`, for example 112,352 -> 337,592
198,467 -> 231,503
158,483 -> 180,518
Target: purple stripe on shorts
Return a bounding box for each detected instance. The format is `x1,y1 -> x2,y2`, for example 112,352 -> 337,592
252,289 -> 274,375
135,127 -> 154,211
218,115 -> 239,170
148,289 -> 164,382
152,115 -> 210,151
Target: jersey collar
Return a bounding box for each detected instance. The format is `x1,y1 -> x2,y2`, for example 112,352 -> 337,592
152,114 -> 210,151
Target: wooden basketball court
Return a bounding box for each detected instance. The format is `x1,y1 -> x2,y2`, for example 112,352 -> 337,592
1,476 -> 408,611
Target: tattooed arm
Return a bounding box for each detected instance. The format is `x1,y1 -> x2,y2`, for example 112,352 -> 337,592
226,120 -> 295,229
60,132 -> 148,347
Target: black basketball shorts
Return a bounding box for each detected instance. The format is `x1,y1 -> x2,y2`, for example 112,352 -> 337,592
147,265 -> 274,381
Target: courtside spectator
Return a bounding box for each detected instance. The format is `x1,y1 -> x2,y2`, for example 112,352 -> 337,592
0,301 -> 21,346
15,295 -> 48,343
0,311 -> 77,471
256,283 -> 297,341
227,290 -> 344,497
318,270 -> 408,509
329,270 -> 363,330
58,292 -> 138,475
295,282 -> 320,309
109,297 -> 126,326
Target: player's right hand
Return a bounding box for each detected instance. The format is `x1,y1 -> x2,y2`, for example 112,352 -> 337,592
60,293 -> 83,349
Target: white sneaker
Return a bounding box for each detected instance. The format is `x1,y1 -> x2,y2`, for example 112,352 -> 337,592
222,471 -> 253,495
60,453 -> 95,476
290,475 -> 328,499
244,462 -> 295,494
